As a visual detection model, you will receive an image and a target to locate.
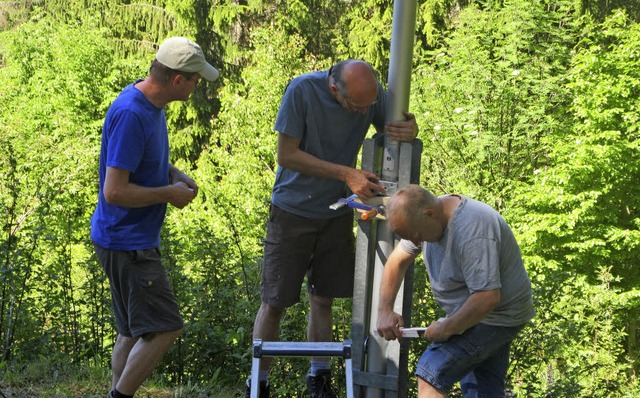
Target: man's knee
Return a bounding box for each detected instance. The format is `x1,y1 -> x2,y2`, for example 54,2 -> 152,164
309,293 -> 333,309
261,302 -> 286,319
169,327 -> 184,339
418,377 -> 447,398
141,327 -> 183,342
115,334 -> 138,350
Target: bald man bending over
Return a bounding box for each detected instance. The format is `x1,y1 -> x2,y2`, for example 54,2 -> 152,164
246,60 -> 418,398
377,185 -> 535,397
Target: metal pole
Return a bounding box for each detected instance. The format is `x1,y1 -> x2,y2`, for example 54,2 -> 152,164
381,0 -> 418,186
364,1 -> 417,397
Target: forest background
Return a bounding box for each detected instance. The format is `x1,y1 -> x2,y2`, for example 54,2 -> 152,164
1,0 -> 640,397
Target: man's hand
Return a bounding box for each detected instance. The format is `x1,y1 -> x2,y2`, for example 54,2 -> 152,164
377,310 -> 404,341
169,182 -> 197,209
170,166 -> 199,196
424,319 -> 452,343
345,169 -> 385,199
385,112 -> 418,142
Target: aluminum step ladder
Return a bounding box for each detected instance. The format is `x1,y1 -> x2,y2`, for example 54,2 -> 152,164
250,339 -> 354,398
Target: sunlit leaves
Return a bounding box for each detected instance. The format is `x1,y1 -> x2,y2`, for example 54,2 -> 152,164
412,0 -> 575,207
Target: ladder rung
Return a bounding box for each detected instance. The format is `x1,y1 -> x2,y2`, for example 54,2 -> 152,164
253,340 -> 351,358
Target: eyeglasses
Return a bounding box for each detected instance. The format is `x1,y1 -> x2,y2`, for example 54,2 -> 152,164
339,88 -> 378,112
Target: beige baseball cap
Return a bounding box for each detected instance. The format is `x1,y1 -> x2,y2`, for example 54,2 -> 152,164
156,36 -> 219,81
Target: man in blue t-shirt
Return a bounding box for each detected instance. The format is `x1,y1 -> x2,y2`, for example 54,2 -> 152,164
377,184 -> 535,398
90,37 -> 219,398
247,60 -> 419,398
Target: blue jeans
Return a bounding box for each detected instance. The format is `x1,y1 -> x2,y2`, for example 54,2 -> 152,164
415,323 -> 524,397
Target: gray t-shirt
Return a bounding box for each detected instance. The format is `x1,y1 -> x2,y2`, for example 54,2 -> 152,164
399,196 -> 535,327
272,69 -> 386,219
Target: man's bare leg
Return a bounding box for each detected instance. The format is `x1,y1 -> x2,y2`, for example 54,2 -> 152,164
114,328 -> 183,395
308,294 -> 333,362
111,334 -> 138,390
308,294 -> 333,342
252,302 -> 285,371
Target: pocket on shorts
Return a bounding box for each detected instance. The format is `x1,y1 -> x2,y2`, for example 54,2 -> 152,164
137,269 -> 169,290
133,249 -> 169,290
455,323 -> 515,361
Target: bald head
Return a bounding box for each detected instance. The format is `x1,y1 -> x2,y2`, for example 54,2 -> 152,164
387,185 -> 439,231
330,60 -> 379,112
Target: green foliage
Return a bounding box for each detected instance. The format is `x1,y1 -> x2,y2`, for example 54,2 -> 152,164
0,20 -> 140,362
3,0 -> 640,396
412,0 -> 577,208
506,9 -> 640,397
418,0 -> 466,47
510,270 -> 640,397
336,0 -> 393,72
26,0 -> 181,46
512,10 -> 640,286
576,0 -> 640,22
268,0 -> 352,62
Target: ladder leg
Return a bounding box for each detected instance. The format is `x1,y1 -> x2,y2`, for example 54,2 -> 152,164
250,340 -> 262,398
345,356 -> 354,398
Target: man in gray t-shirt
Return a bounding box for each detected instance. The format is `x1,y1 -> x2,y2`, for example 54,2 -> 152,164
247,60 -> 419,398
377,184 -> 534,398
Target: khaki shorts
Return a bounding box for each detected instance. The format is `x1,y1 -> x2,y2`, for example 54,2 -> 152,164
94,244 -> 183,337
261,205 -> 355,308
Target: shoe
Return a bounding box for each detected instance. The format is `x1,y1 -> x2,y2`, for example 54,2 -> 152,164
245,378 -> 270,398
306,369 -> 338,398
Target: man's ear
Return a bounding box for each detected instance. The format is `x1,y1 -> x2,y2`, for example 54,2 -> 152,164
329,82 -> 339,96
171,74 -> 185,86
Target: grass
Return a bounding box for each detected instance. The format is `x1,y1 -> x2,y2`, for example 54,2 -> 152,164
0,354 -> 355,397
0,357 -> 241,398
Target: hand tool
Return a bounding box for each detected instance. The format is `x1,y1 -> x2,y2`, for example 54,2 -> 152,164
398,327 -> 428,338
329,194 -> 386,220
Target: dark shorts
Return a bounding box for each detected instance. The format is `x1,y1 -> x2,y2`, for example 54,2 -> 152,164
261,205 -> 355,308
416,323 -> 524,397
94,243 -> 183,337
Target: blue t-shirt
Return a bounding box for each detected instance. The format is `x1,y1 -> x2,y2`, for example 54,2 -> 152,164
399,196 -> 535,327
272,70 -> 387,219
90,81 -> 169,250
